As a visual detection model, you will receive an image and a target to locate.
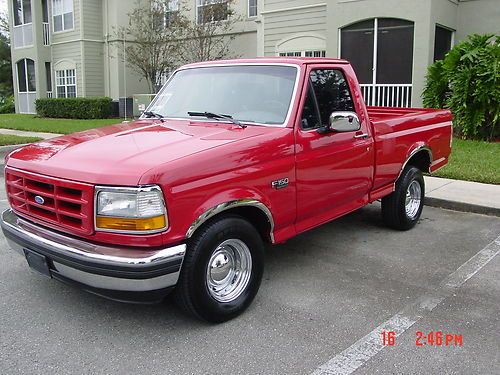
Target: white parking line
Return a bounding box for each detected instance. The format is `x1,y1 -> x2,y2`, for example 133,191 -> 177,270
311,234 -> 500,375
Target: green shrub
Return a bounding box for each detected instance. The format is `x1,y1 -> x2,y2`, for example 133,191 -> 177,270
422,61 -> 448,109
422,34 -> 499,141
35,97 -> 113,119
0,95 -> 15,114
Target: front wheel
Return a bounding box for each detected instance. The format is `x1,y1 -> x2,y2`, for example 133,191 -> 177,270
382,166 -> 425,230
174,216 -> 264,323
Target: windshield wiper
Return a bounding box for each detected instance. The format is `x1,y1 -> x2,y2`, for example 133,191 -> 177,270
143,111 -> 165,122
187,111 -> 247,128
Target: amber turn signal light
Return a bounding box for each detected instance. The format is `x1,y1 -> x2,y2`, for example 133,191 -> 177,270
96,215 -> 166,232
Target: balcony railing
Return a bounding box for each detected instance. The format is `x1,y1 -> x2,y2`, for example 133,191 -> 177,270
43,22 -> 50,46
360,84 -> 413,108
47,91 -> 53,98
12,23 -> 33,49
18,92 -> 37,114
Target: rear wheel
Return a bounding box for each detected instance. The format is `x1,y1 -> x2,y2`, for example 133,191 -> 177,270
174,216 -> 264,323
382,166 -> 425,230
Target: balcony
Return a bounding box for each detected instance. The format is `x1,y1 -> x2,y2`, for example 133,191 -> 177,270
43,22 -> 50,46
360,84 -> 413,108
18,92 -> 37,114
12,23 -> 33,49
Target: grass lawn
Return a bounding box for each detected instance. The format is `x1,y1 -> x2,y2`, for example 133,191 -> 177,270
0,114 -> 121,135
433,138 -> 499,184
0,134 -> 43,146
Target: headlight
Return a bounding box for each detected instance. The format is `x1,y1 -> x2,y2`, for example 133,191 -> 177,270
95,185 -> 167,233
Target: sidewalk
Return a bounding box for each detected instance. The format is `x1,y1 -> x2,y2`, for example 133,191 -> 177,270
425,176 -> 500,217
0,128 -> 62,140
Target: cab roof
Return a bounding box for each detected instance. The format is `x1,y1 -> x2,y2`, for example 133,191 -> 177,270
180,57 -> 350,69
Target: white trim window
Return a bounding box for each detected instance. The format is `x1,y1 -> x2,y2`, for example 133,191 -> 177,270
248,0 -> 257,17
196,0 -> 228,24
13,0 -> 32,26
52,0 -> 74,33
165,0 -> 179,26
153,0 -> 179,27
12,0 -> 33,48
56,69 -> 77,98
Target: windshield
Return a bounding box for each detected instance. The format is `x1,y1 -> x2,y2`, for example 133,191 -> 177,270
146,65 -> 298,125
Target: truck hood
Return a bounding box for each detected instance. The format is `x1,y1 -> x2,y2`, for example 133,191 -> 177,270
6,119 -> 271,185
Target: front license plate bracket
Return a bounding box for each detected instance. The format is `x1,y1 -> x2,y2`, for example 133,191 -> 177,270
23,249 -> 52,278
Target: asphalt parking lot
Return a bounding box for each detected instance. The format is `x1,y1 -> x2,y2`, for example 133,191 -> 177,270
0,175 -> 499,375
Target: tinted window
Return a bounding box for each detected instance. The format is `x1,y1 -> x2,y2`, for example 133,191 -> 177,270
310,69 -> 354,126
300,82 -> 321,130
434,26 -> 453,61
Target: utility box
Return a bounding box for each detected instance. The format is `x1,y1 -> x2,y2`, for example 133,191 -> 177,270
133,94 -> 156,118
119,97 -> 133,119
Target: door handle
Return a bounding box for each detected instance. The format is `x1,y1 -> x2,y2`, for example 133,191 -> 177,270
354,133 -> 369,139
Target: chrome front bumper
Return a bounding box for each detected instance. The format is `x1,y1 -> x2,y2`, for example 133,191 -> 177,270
1,209 -> 186,303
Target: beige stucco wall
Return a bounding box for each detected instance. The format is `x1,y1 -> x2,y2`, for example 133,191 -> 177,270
178,0 -> 259,60
104,0 -> 258,97
456,0 -> 500,41
105,0 -> 155,98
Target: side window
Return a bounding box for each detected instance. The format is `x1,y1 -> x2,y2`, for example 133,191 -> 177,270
309,69 -> 355,126
300,82 -> 321,130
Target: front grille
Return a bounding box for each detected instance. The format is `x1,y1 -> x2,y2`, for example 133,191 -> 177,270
5,167 -> 94,235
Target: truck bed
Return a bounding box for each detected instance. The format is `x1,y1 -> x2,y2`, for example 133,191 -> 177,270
367,106 -> 453,195
367,106 -> 449,124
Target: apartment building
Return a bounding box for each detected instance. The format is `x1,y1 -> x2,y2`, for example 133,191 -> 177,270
9,0 -> 499,114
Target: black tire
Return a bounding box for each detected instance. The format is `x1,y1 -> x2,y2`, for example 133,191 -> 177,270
174,216 -> 264,323
381,166 -> 425,231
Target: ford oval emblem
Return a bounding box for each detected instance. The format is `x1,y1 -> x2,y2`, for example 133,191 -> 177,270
34,195 -> 45,205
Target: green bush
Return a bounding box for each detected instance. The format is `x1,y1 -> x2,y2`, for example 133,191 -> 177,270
0,95 -> 15,114
422,34 -> 499,141
35,97 -> 113,119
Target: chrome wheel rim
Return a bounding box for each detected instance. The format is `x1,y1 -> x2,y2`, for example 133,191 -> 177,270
206,239 -> 252,303
405,180 -> 422,219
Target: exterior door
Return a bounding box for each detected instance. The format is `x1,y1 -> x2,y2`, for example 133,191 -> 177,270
295,65 -> 374,233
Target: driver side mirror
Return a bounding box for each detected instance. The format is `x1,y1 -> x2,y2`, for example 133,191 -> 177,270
318,111 -> 361,134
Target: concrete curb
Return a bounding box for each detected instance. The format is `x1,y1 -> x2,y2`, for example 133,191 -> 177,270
425,197 -> 500,217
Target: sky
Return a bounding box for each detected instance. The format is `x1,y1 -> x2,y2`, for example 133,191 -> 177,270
0,0 -> 6,16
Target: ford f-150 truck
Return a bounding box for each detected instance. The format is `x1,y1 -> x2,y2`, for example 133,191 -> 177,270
1,58 -> 452,322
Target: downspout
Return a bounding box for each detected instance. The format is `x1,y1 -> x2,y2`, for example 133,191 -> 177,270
79,0 -> 86,97
123,36 -> 127,120
104,0 -> 111,97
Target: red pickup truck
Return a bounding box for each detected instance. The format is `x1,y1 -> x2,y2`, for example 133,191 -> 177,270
1,58 -> 452,322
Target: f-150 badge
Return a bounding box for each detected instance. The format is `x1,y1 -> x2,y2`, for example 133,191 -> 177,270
272,178 -> 289,190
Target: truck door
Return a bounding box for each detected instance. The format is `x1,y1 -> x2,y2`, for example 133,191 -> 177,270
294,65 -> 374,233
